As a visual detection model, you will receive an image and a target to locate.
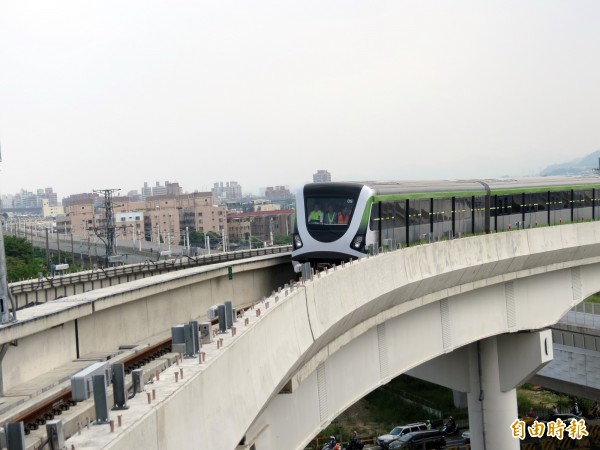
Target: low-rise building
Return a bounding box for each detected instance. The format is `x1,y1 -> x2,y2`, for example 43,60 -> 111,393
42,199 -> 65,218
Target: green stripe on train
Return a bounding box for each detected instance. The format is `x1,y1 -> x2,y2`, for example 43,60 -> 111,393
373,190 -> 485,201
491,184 -> 600,195
369,184 -> 600,201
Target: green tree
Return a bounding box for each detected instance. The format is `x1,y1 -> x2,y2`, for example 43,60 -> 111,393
3,236 -> 47,282
273,234 -> 292,245
183,231 -> 221,247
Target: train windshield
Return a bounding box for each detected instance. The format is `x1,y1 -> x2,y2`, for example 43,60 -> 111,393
305,196 -> 356,227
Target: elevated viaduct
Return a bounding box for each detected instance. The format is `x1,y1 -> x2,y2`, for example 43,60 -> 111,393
2,222 -> 600,449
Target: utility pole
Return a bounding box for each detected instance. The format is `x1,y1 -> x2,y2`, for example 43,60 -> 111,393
45,227 -> 50,268
0,142 -> 13,324
56,225 -> 60,264
185,227 -> 190,255
0,219 -> 11,323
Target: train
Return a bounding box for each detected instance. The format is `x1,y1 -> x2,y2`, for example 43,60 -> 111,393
291,176 -> 600,267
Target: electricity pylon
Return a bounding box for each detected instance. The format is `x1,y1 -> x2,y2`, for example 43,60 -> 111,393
93,189 -> 120,265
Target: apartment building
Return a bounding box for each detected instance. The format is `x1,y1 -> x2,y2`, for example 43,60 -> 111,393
42,199 -> 65,218
62,200 -> 96,237
55,188 -> 227,247
212,181 -> 243,201
313,170 -> 332,183
114,211 -> 145,246
143,198 -> 181,246
141,181 -> 182,200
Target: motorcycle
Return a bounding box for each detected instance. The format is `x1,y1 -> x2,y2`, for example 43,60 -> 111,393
442,423 -> 459,437
321,436 -> 340,450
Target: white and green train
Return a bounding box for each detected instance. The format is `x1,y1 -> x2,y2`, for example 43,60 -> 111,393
291,176 -> 600,266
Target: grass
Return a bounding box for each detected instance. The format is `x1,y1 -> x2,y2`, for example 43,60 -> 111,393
515,384 -> 597,417
309,374 -> 600,449
309,375 -> 467,448
585,293 -> 600,304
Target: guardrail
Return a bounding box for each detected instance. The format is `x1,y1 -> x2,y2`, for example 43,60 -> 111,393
571,301 -> 600,316
8,245 -> 292,308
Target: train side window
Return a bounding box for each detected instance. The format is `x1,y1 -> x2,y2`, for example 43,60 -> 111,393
369,202 -> 380,230
525,193 -> 537,212
433,198 -> 451,222
408,199 -> 429,225
496,195 -> 514,216
530,192 -> 546,212
548,191 -> 569,210
393,201 -> 405,227
512,196 -> 522,214
576,190 -> 592,208
562,191 -> 571,209
473,195 -> 487,232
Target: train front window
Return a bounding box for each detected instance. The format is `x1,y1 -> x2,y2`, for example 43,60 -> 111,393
305,197 -> 356,227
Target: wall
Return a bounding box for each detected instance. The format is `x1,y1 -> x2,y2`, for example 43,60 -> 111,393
0,256 -> 293,392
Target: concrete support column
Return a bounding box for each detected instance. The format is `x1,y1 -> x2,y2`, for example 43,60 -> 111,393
467,337 -> 519,450
408,330 -> 552,450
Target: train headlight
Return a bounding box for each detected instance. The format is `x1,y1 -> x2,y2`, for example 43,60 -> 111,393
351,235 -> 364,250
293,234 -> 303,249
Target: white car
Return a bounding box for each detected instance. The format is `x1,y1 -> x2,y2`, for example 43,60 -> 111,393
377,423 -> 428,448
461,430 -> 470,443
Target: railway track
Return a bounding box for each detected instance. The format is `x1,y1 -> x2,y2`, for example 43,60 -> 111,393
4,337 -> 174,434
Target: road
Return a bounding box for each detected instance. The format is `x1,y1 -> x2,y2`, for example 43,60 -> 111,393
7,231 -> 197,266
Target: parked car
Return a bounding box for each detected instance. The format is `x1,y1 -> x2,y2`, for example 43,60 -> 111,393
461,430 -> 470,443
377,423 -> 428,448
388,430 -> 446,450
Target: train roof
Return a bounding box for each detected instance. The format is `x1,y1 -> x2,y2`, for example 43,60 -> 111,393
327,175 -> 600,196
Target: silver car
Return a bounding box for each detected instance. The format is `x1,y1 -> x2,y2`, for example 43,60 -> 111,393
377,423 -> 428,448
388,430 -> 446,450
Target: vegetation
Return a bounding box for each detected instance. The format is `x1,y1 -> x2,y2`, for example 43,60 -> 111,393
310,374 -> 598,448
182,231 -> 222,247
516,383 -> 594,417
273,234 -> 292,245
310,375 -> 467,447
585,293 -> 600,304
4,236 -> 48,281
3,235 -> 80,282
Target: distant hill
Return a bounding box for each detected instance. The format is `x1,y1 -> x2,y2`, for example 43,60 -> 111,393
540,150 -> 600,176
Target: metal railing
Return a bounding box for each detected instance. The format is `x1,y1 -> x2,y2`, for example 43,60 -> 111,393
8,245 -> 292,298
561,303 -> 600,328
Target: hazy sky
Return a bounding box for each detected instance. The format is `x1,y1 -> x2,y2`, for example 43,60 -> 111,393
1,1 -> 599,199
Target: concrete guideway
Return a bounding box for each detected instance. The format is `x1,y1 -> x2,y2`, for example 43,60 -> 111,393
7,245 -> 292,308
0,254 -> 294,398
238,222 -> 600,449
4,222 -> 600,449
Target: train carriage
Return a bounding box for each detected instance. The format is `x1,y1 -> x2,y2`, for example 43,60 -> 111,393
291,176 -> 600,267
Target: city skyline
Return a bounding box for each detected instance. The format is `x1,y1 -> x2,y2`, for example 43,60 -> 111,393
0,177 -> 296,205
1,1 -> 599,198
